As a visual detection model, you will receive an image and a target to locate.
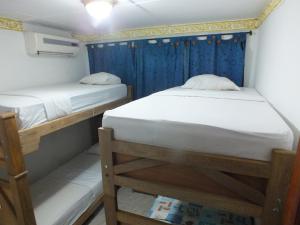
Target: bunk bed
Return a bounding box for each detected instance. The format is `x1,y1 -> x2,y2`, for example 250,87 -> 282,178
0,84 -> 132,225
99,87 -> 296,225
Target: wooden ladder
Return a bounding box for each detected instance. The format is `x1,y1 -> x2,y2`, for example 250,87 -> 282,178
0,112 -> 36,225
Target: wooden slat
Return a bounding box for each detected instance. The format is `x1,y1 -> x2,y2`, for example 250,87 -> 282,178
114,159 -> 165,174
112,140 -> 272,178
0,112 -> 36,225
283,141 -> 300,225
195,168 -> 265,206
114,175 -> 263,217
0,186 -> 18,225
117,210 -> 168,225
99,128 -> 118,225
262,149 -> 295,225
73,194 -> 104,225
19,95 -> 131,155
0,151 -> 5,169
0,178 -> 10,189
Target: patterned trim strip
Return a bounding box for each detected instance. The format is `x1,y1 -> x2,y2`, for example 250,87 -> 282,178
75,0 -> 283,43
0,0 -> 283,41
74,19 -> 258,43
256,0 -> 282,27
0,17 -> 23,31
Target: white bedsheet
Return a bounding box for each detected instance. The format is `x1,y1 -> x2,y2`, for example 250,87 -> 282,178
1,89 -> 72,120
0,83 -> 127,129
103,87 -> 294,161
31,149 -> 102,225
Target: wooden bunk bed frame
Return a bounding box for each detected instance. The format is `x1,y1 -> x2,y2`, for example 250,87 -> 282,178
0,86 -> 132,225
99,127 -> 296,225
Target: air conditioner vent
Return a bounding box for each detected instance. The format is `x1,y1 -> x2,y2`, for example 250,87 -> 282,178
43,38 -> 79,47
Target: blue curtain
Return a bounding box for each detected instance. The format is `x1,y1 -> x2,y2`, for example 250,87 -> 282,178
188,34 -> 246,86
135,38 -> 185,98
87,32 -> 247,99
87,42 -> 136,97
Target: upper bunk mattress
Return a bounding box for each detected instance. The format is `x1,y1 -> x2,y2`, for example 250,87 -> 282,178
0,83 -> 127,129
103,87 -> 294,161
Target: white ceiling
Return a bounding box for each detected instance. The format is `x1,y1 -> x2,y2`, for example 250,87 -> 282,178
0,0 -> 272,35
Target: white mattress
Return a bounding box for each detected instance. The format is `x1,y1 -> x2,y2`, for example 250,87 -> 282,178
103,87 -> 294,161
31,149 -> 102,225
0,83 -> 127,129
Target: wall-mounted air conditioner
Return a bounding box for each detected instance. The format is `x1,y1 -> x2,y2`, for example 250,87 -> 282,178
24,32 -> 80,57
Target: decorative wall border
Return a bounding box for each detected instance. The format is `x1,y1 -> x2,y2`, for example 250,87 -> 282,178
256,0 -> 282,27
74,19 -> 258,43
0,0 -> 282,41
0,17 -> 23,31
75,0 -> 283,43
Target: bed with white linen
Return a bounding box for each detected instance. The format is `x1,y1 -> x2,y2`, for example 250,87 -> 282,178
0,83 -> 127,129
0,82 -> 131,155
103,87 -> 293,161
31,145 -> 102,225
100,84 -> 296,225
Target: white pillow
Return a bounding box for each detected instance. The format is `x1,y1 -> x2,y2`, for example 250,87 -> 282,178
86,143 -> 101,155
80,72 -> 121,85
182,74 -> 240,91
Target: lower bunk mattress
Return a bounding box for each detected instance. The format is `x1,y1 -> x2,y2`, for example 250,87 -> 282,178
103,87 -> 294,161
31,147 -> 102,225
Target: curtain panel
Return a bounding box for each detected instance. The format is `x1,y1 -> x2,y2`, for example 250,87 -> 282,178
87,33 -> 247,99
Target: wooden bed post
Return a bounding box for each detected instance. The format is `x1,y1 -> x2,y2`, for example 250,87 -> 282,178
127,86 -> 133,100
282,140 -> 300,225
261,149 -> 295,225
0,113 -> 36,225
99,128 -> 118,225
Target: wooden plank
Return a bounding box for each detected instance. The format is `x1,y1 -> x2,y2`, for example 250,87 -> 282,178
112,140 -> 272,178
0,159 -> 5,168
283,141 -> 300,225
114,175 -> 263,217
0,126 -> 6,168
195,168 -> 265,206
0,113 -> 26,175
0,113 -> 36,225
19,95 -> 131,155
99,128 -> 118,225
0,145 -> 4,157
261,149 -> 295,225
114,159 -> 165,174
73,194 -> 104,225
117,210 -> 168,225
0,187 -> 18,225
0,179 -> 9,189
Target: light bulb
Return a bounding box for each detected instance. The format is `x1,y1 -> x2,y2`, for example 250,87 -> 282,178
85,0 -> 113,21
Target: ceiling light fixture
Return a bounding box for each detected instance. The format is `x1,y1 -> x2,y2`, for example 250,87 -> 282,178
82,0 -> 114,21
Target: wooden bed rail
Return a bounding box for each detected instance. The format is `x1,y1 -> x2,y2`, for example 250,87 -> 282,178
99,127 -> 295,225
112,139 -> 272,178
19,85 -> 133,155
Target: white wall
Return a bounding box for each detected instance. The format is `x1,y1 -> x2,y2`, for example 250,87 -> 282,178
0,28 -> 89,91
253,0 -> 300,147
0,27 -> 93,182
244,30 -> 260,87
